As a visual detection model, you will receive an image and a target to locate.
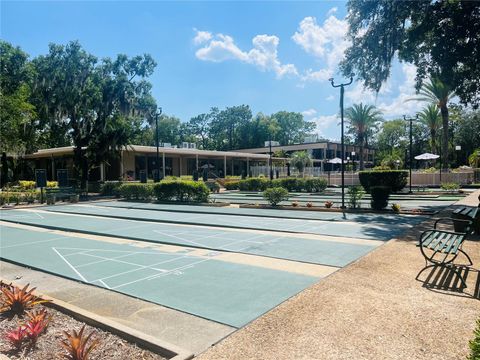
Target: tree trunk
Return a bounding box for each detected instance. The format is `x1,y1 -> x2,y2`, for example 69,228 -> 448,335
440,104 -> 449,170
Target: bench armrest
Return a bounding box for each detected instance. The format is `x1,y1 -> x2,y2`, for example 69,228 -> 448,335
433,217 -> 472,229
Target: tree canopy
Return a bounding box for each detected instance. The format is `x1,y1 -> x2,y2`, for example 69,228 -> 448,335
341,0 -> 480,107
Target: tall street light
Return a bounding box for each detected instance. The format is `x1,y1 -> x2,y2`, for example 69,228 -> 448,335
155,107 -> 163,182
403,114 -> 418,193
329,74 -> 354,209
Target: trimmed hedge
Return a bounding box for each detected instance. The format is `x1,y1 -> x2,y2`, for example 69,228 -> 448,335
224,180 -> 240,190
118,183 -> 153,200
370,186 -> 391,210
238,178 -> 270,191
271,178 -> 303,192
101,181 -> 123,196
359,170 -> 408,193
153,180 -> 209,202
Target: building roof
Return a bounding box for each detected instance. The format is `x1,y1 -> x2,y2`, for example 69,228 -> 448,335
236,141 -> 375,154
23,145 -> 270,160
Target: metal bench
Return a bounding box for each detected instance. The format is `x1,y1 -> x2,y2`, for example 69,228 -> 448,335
452,206 -> 480,234
419,217 -> 473,287
45,186 -> 76,202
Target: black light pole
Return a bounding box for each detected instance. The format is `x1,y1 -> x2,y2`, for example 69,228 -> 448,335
329,75 -> 354,209
269,138 -> 273,180
155,107 -> 163,182
404,114 -> 418,193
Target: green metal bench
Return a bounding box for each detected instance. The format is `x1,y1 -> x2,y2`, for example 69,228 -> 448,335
45,186 -> 76,202
452,206 -> 479,234
419,217 -> 473,287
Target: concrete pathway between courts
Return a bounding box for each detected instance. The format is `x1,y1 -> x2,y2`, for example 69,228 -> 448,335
197,189 -> 480,360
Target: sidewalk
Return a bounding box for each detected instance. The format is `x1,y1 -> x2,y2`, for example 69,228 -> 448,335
198,190 -> 480,360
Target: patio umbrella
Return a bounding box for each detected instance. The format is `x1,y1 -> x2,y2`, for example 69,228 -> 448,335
414,153 -> 439,160
328,157 -> 343,164
200,164 -> 215,169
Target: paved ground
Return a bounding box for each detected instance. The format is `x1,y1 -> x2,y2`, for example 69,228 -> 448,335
197,189 -> 480,360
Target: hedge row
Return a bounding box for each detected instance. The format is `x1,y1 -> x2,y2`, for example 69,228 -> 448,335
0,191 -> 40,205
117,180 -> 210,202
358,170 -> 408,193
224,177 -> 328,192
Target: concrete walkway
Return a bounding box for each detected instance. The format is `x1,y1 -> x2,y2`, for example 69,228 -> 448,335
198,190 -> 480,360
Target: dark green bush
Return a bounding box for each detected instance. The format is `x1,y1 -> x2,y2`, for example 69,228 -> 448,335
101,181 -> 123,196
304,178 -> 327,193
348,185 -> 365,209
238,177 -> 270,191
370,186 -> 391,210
359,170 -> 408,193
153,180 -> 209,202
271,178 -> 303,192
205,181 -> 220,193
263,187 -> 289,206
118,183 -> 153,200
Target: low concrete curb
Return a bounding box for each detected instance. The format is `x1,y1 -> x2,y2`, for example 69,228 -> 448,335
1,279 -> 194,360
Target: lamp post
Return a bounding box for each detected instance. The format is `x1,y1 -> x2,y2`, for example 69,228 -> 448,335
155,107 -> 163,182
269,138 -> 273,180
351,151 -> 356,172
404,114 -> 418,193
329,75 -> 354,209
455,145 -> 462,167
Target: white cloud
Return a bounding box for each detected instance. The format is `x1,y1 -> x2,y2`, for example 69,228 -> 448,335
194,31 -> 297,78
325,95 -> 335,101
193,29 -> 213,45
302,108 -> 317,117
310,114 -> 338,136
292,15 -> 350,83
327,7 -> 338,16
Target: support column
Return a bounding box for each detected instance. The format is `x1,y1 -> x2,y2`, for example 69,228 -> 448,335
120,152 -> 124,179
224,155 -> 227,178
51,156 -> 55,180
196,154 -> 199,170
179,157 -> 182,176
231,159 -> 234,176
247,157 -> 250,177
145,155 -> 148,177
162,152 -> 165,178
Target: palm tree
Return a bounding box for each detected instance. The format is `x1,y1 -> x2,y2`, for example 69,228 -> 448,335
410,76 -> 454,170
290,151 -> 312,177
344,103 -> 382,170
418,104 -> 442,154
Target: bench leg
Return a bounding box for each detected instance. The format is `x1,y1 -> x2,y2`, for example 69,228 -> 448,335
458,248 -> 473,266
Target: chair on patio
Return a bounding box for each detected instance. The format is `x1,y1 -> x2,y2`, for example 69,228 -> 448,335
418,217 -> 473,287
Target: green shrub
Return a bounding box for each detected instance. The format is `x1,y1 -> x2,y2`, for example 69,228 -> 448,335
153,180 -> 209,202
271,178 -> 303,192
87,181 -> 101,193
205,181 -> 220,193
348,185 -> 365,209
18,180 -> 36,190
469,317 -> 480,360
224,180 -> 240,190
101,181 -> 123,196
47,181 -> 58,188
304,178 -> 327,193
263,187 -> 289,206
118,183 -> 153,200
238,177 -> 269,191
359,170 -> 408,193
440,182 -> 460,192
370,186 -> 391,210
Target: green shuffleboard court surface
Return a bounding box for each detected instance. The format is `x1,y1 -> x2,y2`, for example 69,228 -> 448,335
44,203 -> 426,241
0,209 -> 379,267
88,200 -> 427,224
0,226 -> 319,327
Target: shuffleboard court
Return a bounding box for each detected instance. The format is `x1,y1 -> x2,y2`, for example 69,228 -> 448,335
89,200 -> 428,224
0,225 -> 319,327
0,209 -> 379,267
44,203 -> 426,240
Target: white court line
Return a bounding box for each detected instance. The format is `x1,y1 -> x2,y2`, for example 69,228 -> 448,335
112,258 -> 211,289
75,252 -> 142,268
88,254 -> 193,283
153,229 -> 207,248
98,279 -> 110,289
0,235 -> 69,249
52,247 -> 88,282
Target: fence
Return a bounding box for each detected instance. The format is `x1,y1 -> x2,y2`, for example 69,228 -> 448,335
250,166 -> 476,186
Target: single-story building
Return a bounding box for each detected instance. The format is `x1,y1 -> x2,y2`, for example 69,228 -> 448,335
23,145 -> 270,181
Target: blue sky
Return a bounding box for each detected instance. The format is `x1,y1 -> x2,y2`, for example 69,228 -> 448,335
1,1 -> 422,140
